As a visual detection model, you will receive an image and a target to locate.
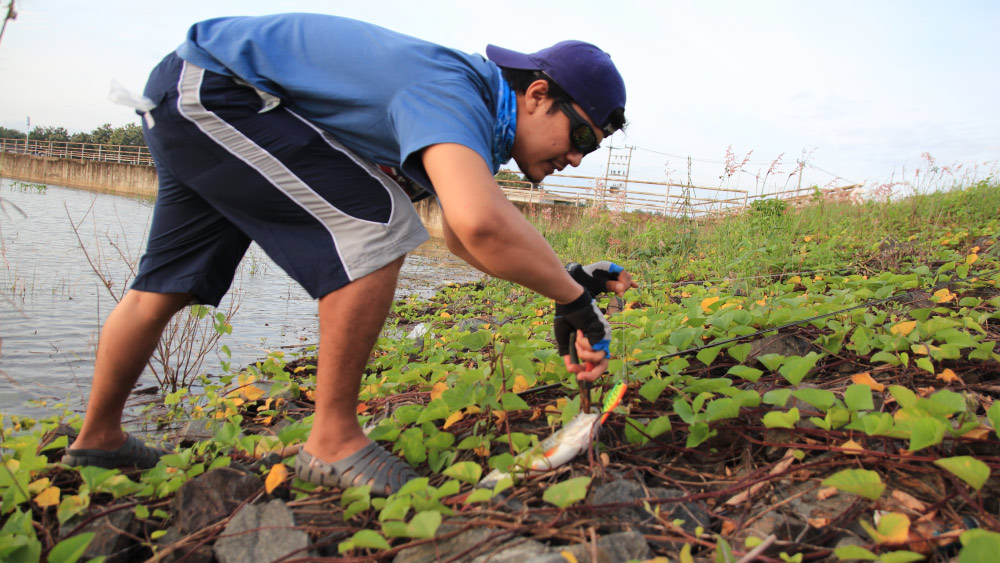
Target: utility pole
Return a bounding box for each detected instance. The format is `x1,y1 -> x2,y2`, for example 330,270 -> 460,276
603,142 -> 633,209
24,115 -> 29,153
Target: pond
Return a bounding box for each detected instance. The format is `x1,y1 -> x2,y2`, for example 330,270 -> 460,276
0,178 -> 482,419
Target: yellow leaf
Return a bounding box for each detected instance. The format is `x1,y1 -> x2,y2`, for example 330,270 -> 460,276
936,368 -> 960,384
913,345 -> 929,355
560,551 -> 579,563
535,308 -> 545,317
851,372 -> 885,392
512,375 -> 531,394
473,445 -> 490,457
963,427 -> 990,440
35,486 -> 61,508
242,385 -> 266,401
293,366 -> 306,374
788,275 -> 801,284
494,410 -> 507,424
430,382 -> 448,401
932,288 -> 956,304
967,253 -> 979,265
265,463 -> 289,494
443,411 -> 464,429
440,311 -> 452,318
28,478 -> 50,495
869,512 -> 911,545
700,296 -> 719,312
890,321 -> 916,336
814,275 -> 823,281
803,236 -> 813,242
840,439 -> 864,454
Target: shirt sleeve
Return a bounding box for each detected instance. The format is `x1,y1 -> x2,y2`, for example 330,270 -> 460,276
389,79 -> 496,194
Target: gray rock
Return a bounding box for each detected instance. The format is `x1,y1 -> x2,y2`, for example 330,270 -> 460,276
214,499 -> 311,563
470,538 -> 549,563
67,505 -> 144,563
173,418 -> 226,445
393,526 -> 497,563
589,480 -> 710,534
457,318 -> 490,332
533,531 -> 651,563
154,527 -> 215,563
172,467 -> 263,534
647,488 -> 711,534
748,333 -> 814,364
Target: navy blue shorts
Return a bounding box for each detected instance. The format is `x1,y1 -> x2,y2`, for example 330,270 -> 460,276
131,53 -> 429,306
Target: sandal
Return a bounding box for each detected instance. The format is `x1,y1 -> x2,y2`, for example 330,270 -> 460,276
62,434 -> 169,469
295,442 -> 419,496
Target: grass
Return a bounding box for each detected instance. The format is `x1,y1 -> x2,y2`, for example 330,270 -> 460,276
2,178 -> 1000,561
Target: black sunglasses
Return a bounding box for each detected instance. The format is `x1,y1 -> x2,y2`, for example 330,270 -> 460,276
558,102 -> 601,156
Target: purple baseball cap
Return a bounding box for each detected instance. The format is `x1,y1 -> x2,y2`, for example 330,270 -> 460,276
486,40 -> 626,136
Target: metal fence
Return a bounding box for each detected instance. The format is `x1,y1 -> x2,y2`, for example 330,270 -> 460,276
0,137 -> 153,166
0,137 -> 857,217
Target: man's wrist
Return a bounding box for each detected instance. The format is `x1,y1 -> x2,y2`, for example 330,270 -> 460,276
555,288 -> 591,314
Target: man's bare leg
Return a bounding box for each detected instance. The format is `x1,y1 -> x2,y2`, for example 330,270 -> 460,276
69,290 -> 192,451
303,256 -> 405,462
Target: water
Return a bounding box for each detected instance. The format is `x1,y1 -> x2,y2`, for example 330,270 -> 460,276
0,178 -> 482,419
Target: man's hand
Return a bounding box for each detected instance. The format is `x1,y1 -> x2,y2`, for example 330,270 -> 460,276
564,329 -> 608,382
567,261 -> 639,297
554,289 -> 612,382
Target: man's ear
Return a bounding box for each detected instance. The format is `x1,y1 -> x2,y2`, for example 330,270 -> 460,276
523,79 -> 551,115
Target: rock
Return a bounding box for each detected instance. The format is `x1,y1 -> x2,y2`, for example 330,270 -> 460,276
748,333 -> 814,364
546,531 -> 651,563
457,318 -> 490,332
172,467 -> 263,534
406,323 -> 429,339
470,538 -> 549,563
589,480 -> 710,534
67,504 -> 145,563
155,527 -> 216,563
394,526 -> 497,563
173,418 -> 225,446
647,488 -> 711,534
214,499 -> 311,563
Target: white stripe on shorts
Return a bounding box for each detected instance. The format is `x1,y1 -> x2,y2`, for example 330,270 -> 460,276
174,60 -> 428,282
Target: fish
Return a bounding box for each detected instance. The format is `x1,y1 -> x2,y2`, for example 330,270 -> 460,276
477,381 -> 627,489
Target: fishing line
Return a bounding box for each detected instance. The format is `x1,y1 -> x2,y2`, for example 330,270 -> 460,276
631,264 -> 1000,367
521,265 -> 1000,396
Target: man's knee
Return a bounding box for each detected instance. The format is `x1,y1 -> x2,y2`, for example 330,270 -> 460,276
121,290 -> 193,325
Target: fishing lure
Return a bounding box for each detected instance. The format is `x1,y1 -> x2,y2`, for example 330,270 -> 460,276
477,381 -> 626,489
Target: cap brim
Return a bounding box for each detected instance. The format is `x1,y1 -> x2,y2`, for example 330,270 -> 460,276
485,44 -> 541,70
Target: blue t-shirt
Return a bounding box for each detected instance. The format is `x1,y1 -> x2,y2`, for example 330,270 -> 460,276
175,13 -> 502,193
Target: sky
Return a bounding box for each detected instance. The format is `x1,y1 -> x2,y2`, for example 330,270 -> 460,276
1,0 -> 997,194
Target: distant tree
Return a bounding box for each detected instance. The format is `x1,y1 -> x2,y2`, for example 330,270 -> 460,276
30,126 -> 69,142
89,123 -> 114,145
495,170 -> 529,190
109,122 -> 145,146
0,126 -> 25,139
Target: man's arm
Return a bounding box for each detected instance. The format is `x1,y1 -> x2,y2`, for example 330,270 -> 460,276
422,143 -> 583,304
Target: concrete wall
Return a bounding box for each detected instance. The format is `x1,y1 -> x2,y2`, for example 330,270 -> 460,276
0,152 -> 158,198
0,152 -> 584,235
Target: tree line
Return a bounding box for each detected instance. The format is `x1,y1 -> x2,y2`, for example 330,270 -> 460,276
0,122 -> 146,146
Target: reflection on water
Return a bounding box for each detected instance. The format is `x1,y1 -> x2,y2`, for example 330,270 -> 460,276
0,179 -> 481,418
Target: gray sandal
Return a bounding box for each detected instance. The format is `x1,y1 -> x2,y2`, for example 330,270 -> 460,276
295,442 -> 419,496
62,434 -> 169,469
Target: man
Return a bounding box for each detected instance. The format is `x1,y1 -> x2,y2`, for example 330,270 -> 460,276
63,13 -> 637,496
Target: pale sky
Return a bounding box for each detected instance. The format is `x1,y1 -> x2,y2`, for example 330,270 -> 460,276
1,0 -> 997,193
